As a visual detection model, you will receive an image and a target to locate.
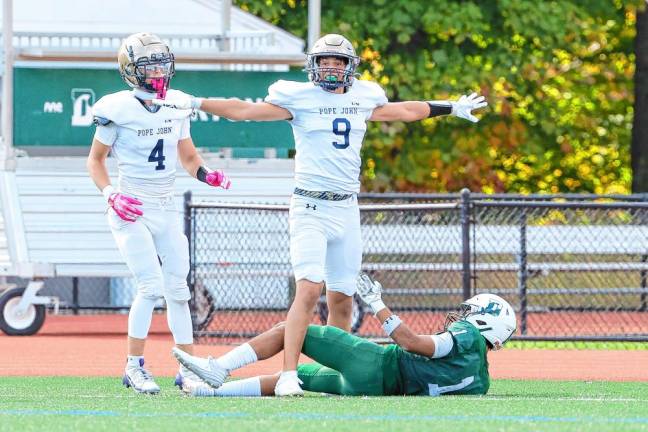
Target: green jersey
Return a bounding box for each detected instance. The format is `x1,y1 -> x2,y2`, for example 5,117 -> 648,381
396,320 -> 490,396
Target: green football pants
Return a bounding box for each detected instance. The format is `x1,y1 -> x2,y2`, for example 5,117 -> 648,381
296,325 -> 401,396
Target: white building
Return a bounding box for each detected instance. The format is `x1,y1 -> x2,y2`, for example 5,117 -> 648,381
0,0 -> 305,71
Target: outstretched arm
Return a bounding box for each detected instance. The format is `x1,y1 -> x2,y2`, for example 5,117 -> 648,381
201,99 -> 291,121
153,93 -> 291,121
356,274 -> 437,357
369,93 -> 487,123
369,101 -> 431,122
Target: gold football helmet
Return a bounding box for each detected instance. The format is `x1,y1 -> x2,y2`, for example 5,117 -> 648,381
306,34 -> 360,90
118,32 -> 175,99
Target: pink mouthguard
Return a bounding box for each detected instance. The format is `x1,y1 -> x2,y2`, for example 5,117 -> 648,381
151,78 -> 167,99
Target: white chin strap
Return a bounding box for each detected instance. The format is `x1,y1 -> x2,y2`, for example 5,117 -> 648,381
132,88 -> 156,100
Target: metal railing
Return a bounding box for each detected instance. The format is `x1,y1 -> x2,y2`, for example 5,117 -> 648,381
185,190 -> 648,342
0,31 -> 305,65
1,31 -> 274,53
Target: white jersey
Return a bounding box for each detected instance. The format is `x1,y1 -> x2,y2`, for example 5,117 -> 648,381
265,79 -> 388,194
92,89 -> 193,197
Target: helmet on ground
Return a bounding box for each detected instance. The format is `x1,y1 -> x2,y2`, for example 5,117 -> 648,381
118,32 -> 175,99
305,34 -> 360,91
446,293 -> 517,351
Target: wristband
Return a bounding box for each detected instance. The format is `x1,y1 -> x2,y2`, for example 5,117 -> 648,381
382,314 -> 402,336
196,166 -> 209,183
102,185 -> 115,202
426,101 -> 452,118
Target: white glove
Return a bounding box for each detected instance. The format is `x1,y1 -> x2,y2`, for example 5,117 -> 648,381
356,273 -> 386,315
450,92 -> 487,123
152,93 -> 202,110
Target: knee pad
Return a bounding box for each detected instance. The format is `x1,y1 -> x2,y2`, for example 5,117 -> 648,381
163,272 -> 190,302
162,249 -> 190,301
136,275 -> 164,300
325,279 -> 356,297
293,264 -> 325,285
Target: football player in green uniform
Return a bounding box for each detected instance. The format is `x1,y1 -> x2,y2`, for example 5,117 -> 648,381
173,274 -> 517,397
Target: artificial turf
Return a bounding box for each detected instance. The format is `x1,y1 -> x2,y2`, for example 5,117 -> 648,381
0,377 -> 647,431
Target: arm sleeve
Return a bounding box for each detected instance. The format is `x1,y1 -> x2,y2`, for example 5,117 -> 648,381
429,332 -> 454,358
93,123 -> 118,146
179,116 -> 191,140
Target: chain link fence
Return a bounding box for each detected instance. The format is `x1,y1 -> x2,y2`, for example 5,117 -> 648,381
187,191 -> 648,343
11,192 -> 645,341
470,200 -> 648,340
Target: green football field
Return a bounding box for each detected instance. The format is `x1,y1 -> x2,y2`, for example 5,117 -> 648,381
0,377 -> 647,432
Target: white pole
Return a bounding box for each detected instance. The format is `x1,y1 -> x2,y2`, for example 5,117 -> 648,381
1,0 -> 14,171
221,0 -> 231,52
307,0 -> 321,52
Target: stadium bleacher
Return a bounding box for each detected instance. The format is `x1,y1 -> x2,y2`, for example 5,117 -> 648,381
0,155 -> 294,334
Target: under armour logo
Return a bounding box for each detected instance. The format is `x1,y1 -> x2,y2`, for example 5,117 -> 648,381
306,203 -> 317,210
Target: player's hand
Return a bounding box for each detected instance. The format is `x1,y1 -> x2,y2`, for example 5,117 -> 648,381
356,273 -> 386,315
108,193 -> 143,222
450,93 -> 487,123
206,170 -> 232,190
152,94 -> 202,110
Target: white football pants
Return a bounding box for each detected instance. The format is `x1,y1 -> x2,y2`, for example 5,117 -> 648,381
107,195 -> 193,343
288,194 -> 361,296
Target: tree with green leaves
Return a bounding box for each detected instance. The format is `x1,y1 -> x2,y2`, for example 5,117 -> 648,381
237,0 -> 641,194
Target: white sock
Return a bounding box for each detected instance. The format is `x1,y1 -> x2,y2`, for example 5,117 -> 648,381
213,377 -> 261,397
280,370 -> 298,380
215,343 -> 258,372
126,355 -> 144,370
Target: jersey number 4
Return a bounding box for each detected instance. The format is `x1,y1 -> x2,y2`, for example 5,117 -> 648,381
148,139 -> 166,171
332,118 -> 351,149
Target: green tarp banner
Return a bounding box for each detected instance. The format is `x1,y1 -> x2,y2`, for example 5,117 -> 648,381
14,67 -> 306,157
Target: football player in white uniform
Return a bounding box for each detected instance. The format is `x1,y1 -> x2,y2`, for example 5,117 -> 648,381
86,33 -> 231,394
154,33 -> 487,396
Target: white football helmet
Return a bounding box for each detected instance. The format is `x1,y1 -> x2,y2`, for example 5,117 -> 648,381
447,293 -> 517,351
305,34 -> 360,90
118,32 -> 175,99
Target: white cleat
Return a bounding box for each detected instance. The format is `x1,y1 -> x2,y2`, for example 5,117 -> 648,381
274,372 -> 304,397
174,368 -> 214,395
122,359 -> 160,394
172,347 -> 229,389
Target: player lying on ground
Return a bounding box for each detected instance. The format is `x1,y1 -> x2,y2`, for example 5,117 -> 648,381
157,33 -> 488,397
173,274 -> 517,397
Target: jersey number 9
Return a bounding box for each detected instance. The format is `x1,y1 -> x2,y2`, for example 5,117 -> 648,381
332,118 -> 351,149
